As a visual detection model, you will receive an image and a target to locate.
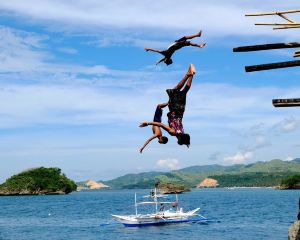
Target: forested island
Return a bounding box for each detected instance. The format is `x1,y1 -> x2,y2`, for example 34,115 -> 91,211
0,167 -> 77,196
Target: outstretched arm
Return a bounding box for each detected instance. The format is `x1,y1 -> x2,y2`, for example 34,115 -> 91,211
145,48 -> 162,53
139,122 -> 174,135
139,134 -> 158,153
156,57 -> 166,65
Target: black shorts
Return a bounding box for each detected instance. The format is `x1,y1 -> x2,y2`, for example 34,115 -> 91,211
153,106 -> 163,122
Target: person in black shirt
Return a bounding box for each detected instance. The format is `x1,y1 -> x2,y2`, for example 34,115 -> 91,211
145,31 -> 206,65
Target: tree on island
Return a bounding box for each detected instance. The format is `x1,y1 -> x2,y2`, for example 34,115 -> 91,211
281,174 -> 300,189
0,167 -> 77,195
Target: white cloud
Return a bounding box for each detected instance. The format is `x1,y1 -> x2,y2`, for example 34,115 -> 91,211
156,159 -> 180,170
0,26 -> 48,72
0,0 -> 299,42
274,117 -> 300,134
224,151 -> 253,164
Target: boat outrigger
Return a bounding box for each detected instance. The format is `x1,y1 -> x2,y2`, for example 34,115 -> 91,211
112,188 -> 208,227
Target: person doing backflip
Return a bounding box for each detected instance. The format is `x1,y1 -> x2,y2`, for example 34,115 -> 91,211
139,64 -> 196,148
139,103 -> 169,153
145,31 -> 206,65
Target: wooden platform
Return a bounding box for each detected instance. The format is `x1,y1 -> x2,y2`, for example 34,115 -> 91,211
273,98 -> 300,107
245,60 -> 300,72
233,42 -> 300,52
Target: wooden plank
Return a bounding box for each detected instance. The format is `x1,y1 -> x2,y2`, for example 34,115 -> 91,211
233,42 -> 300,52
255,23 -> 300,26
278,13 -> 295,23
245,60 -> 300,72
273,98 -> 300,107
273,25 -> 300,30
246,10 -> 300,17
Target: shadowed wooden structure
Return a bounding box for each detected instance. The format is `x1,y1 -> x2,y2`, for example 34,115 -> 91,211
234,9 -> 300,107
233,42 -> 300,52
245,60 -> 300,72
273,99 -> 300,107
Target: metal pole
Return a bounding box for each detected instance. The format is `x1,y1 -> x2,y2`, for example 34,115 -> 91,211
135,193 -> 137,216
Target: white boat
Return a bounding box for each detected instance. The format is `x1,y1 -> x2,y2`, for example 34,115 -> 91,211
112,189 -> 207,227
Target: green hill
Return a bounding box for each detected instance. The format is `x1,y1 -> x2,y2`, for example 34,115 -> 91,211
0,167 -> 77,196
101,159 -> 300,189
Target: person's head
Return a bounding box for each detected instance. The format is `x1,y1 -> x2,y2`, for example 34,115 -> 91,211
164,58 -> 173,65
158,136 -> 168,144
177,133 -> 190,147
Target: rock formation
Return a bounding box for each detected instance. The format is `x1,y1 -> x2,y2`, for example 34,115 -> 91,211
197,178 -> 219,188
289,198 -> 300,240
156,182 -> 190,194
77,180 -> 109,191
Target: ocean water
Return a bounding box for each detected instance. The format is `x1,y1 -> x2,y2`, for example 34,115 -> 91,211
0,188 -> 299,240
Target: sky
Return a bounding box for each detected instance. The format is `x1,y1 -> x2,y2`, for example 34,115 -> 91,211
0,0 -> 300,182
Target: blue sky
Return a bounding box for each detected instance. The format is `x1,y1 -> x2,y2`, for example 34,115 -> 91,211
0,0 -> 300,182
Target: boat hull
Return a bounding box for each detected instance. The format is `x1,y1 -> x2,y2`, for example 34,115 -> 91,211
112,214 -> 208,227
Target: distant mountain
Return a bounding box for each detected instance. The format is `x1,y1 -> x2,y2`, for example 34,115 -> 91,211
292,158 -> 300,164
103,171 -> 165,189
100,159 -> 300,189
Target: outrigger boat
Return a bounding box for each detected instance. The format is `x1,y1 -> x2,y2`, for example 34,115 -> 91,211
112,189 -> 208,227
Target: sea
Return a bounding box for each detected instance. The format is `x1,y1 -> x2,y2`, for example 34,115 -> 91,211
0,188 -> 299,240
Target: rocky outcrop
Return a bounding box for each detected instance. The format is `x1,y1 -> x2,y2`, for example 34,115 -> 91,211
289,221 -> 300,240
197,178 -> 219,188
77,180 -> 109,191
86,180 -> 109,189
156,182 -> 190,194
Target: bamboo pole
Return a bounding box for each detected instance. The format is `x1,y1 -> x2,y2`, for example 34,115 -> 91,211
246,10 -> 300,17
245,60 -> 300,72
278,13 -> 295,23
255,23 -> 300,26
233,42 -> 300,52
273,98 -> 300,107
273,25 -> 300,30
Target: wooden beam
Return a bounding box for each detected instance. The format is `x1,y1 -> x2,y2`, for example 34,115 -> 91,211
273,98 -> 300,107
245,60 -> 300,72
273,25 -> 300,30
233,42 -> 300,52
246,10 -> 300,17
255,23 -> 300,26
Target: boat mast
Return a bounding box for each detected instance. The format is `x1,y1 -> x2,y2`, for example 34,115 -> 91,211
154,188 -> 158,212
135,193 -> 138,216
176,194 -> 179,211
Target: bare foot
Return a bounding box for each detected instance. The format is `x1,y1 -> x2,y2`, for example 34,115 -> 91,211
200,43 -> 206,48
187,64 -> 196,76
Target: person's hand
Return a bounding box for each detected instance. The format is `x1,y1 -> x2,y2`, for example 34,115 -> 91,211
145,48 -> 149,51
139,148 -> 144,153
200,43 -> 206,48
139,122 -> 148,128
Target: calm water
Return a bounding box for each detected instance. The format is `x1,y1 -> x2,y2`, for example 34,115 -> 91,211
0,188 -> 299,240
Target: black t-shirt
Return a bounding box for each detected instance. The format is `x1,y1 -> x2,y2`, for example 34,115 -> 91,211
166,89 -> 187,117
